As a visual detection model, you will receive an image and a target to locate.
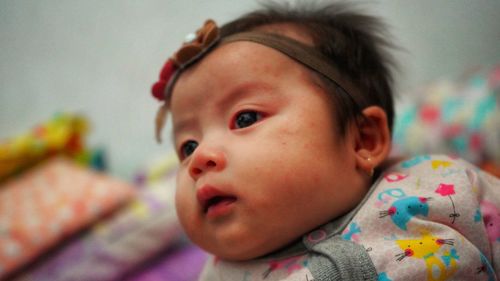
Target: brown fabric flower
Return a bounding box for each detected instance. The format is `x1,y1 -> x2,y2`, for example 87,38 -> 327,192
152,19 -> 220,142
151,19 -> 219,102
172,19 -> 219,67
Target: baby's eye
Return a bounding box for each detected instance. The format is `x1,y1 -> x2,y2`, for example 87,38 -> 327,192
233,111 -> 262,129
180,140 -> 198,158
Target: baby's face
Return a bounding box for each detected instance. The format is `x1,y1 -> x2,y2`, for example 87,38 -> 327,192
170,41 -> 367,260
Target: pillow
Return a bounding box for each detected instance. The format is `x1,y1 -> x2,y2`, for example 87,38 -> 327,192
392,64 -> 500,174
0,156 -> 135,279
15,154 -> 185,281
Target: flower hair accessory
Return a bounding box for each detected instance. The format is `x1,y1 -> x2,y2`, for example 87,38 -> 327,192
151,19 -> 359,143
151,19 -> 220,102
152,19 -> 219,142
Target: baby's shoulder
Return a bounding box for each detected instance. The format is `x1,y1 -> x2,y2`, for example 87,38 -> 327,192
367,154 -> 492,208
385,154 -> 474,175
374,154 -> 499,195
373,154 -> 488,193
347,154 -> 500,281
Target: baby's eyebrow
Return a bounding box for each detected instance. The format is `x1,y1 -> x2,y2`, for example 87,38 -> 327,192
216,81 -> 275,108
172,117 -> 194,141
171,81 -> 275,144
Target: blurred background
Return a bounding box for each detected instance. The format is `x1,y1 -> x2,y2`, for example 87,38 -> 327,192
1,0 -> 500,179
1,1 -> 499,280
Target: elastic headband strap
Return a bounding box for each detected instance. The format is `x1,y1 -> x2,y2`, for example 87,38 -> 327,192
155,27 -> 360,143
221,32 -> 358,99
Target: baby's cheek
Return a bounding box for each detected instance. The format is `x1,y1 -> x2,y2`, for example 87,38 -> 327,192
174,191 -> 189,222
174,193 -> 203,248
174,178 -> 196,221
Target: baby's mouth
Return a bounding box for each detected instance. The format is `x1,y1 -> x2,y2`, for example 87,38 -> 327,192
202,196 -> 237,213
196,185 -> 237,214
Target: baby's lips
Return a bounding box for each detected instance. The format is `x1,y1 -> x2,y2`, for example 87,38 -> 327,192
197,185 -> 235,212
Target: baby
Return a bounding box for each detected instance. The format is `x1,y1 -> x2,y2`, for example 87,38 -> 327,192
151,2 -> 500,281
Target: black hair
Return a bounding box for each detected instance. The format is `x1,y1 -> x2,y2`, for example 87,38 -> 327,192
220,1 -> 397,136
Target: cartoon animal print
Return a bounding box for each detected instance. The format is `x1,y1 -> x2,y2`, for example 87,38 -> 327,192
476,251 -> 496,281
434,183 -> 460,224
430,160 -> 452,170
378,272 -> 392,281
379,196 -> 431,230
262,256 -> 308,279
341,222 -> 361,242
375,188 -> 406,208
401,155 -> 431,169
480,200 -> 500,243
383,172 -> 408,183
395,232 -> 457,281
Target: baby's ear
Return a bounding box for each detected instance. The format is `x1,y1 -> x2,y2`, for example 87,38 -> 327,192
353,106 -> 391,175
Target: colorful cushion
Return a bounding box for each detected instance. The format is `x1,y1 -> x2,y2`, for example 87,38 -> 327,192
0,157 -> 135,279
393,64 -> 500,169
14,154 -> 184,281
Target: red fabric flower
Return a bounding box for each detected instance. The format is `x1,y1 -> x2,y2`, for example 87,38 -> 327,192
151,60 -> 176,101
151,20 -> 219,101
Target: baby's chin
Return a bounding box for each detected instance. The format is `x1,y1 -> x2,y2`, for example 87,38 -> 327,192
211,249 -> 262,261
211,249 -> 273,262
199,241 -> 270,261
199,235 -> 300,261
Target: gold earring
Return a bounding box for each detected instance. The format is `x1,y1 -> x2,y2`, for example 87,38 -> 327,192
366,157 -> 374,177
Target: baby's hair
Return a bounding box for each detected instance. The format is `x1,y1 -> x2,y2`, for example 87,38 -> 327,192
220,1 -> 397,136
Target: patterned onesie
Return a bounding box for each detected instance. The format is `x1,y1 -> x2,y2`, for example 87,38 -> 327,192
198,155 -> 500,281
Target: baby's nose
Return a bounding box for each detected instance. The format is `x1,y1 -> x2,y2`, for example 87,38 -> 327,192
188,145 -> 226,179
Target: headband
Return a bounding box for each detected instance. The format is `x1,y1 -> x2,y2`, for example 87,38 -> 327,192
152,20 -> 357,142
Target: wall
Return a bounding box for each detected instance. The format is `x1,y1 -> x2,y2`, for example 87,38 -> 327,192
1,0 -> 499,179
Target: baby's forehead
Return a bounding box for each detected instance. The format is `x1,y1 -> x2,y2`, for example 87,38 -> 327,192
168,22 -> 332,107
170,40 -> 312,107
251,23 -> 315,46
168,21 -> 356,127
